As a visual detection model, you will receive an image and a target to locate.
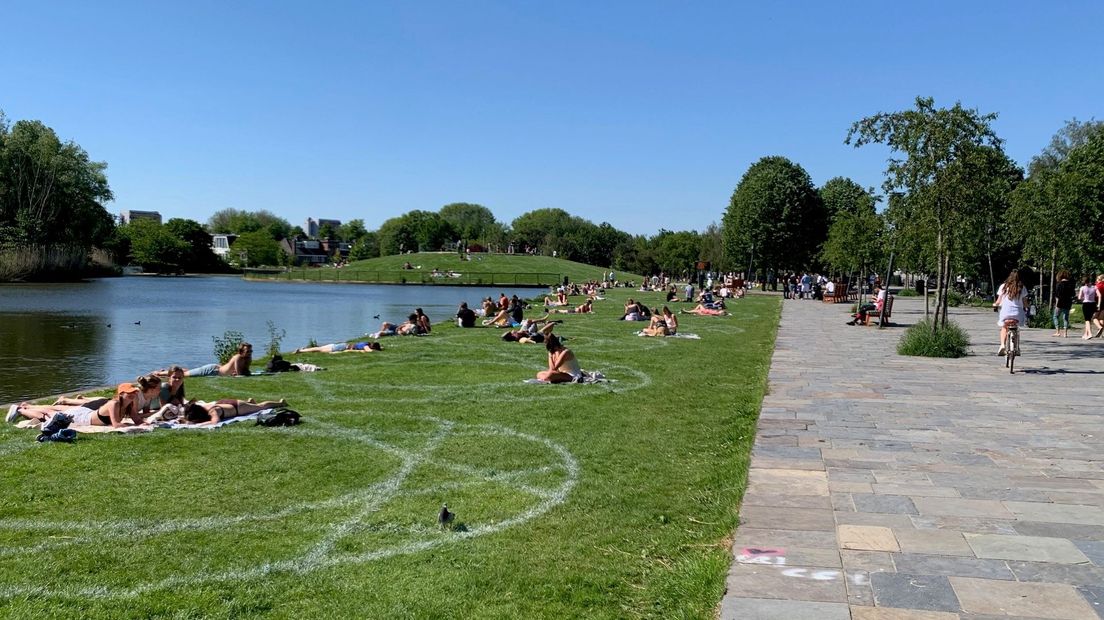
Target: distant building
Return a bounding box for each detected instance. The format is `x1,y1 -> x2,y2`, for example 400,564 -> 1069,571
119,210 -> 162,225
211,234 -> 238,259
305,217 -> 342,239
280,238 -> 330,265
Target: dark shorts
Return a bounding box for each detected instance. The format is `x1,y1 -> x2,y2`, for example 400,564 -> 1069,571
1083,303 -> 1098,322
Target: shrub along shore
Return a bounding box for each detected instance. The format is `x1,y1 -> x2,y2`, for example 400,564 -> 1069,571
0,288 -> 779,618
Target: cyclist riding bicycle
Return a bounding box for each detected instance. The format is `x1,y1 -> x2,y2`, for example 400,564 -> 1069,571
993,269 -> 1030,356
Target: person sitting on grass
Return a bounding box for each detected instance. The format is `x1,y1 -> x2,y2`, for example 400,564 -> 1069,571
296,341 -> 382,353
620,299 -> 651,321
179,398 -> 289,426
480,297 -> 496,318
482,306 -> 513,327
535,334 -> 582,383
415,308 -> 432,334
7,383 -> 145,428
543,290 -> 569,307
551,299 -> 593,314
642,306 -> 678,336
456,302 -> 477,327
665,286 -> 681,303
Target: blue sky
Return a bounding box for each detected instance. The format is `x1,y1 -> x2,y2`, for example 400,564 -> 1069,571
3,1 -> 1102,235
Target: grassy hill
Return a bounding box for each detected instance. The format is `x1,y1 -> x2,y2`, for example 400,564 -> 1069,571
248,253 -> 643,287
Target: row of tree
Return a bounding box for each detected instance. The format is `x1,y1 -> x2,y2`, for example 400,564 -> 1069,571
722,97 -> 1103,333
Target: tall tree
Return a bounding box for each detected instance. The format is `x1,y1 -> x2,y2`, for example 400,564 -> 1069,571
165,218 -> 224,272
0,114 -> 115,275
820,177 -> 877,223
377,210 -> 455,255
722,156 -> 827,276
120,219 -> 190,273
439,203 -> 498,242
847,96 -> 1009,329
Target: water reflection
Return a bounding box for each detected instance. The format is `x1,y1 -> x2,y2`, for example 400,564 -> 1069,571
0,276 -> 539,403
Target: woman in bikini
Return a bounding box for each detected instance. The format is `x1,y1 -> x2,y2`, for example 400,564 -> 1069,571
296,341 -> 382,353
180,398 -> 289,426
535,334 -> 582,383
8,383 -> 145,428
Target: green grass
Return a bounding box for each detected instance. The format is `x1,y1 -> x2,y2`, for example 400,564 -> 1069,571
897,319 -> 971,358
0,290 -> 779,618
250,253 -> 644,287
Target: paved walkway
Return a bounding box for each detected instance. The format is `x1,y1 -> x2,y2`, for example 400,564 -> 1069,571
720,295 -> 1104,620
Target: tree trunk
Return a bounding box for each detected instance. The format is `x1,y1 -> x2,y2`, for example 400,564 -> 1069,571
1049,246 -> 1057,313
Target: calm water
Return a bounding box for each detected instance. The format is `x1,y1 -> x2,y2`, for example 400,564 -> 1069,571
0,276 -> 538,403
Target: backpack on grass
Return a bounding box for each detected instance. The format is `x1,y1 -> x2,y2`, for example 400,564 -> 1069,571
256,408 -> 301,427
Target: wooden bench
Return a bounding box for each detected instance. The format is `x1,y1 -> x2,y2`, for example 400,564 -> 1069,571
863,295 -> 894,326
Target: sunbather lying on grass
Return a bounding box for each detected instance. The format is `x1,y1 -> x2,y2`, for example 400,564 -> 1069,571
180,398 -> 288,426
296,341 -> 382,353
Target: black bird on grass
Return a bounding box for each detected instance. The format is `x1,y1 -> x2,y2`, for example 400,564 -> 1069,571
437,504 -> 454,529
373,314 -> 380,320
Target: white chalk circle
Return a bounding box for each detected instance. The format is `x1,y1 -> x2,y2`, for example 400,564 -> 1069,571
0,414 -> 577,600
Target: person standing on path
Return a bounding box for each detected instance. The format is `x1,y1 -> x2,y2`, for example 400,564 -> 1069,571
1052,270 -> 1076,337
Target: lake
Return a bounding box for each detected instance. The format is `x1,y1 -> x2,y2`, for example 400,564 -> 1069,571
0,276 -> 539,403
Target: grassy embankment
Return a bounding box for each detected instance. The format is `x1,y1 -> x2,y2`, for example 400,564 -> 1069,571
247,252 -> 643,287
0,288 -> 779,619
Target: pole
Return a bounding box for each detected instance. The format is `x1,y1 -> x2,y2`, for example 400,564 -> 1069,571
878,252 -> 895,328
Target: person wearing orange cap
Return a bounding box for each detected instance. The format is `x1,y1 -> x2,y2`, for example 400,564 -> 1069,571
6,383 -> 144,428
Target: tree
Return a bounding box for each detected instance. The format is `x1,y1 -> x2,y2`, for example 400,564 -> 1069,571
229,230 -> 282,267
820,177 -> 877,223
510,208 -> 577,252
699,222 -> 725,272
847,96 -> 1010,329
120,219 -> 189,273
821,208 -> 885,278
318,222 -> 337,240
722,156 -> 827,277
349,231 -> 380,261
1009,119 -> 1104,281
165,218 -> 224,272
206,208 -> 291,240
338,219 -> 368,243
439,203 -> 498,242
377,210 -> 455,255
652,230 -> 702,277
0,114 -> 115,276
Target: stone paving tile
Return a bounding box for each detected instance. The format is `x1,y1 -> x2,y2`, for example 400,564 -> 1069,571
853,493 -> 919,515
850,607 -> 960,620
1003,501 -> 1104,525
912,497 -> 1013,519
836,512 -> 917,529
1073,539 -> 1104,567
1006,561 -> 1104,586
892,529 -> 973,556
890,553 -> 1014,580
872,484 -> 960,498
1077,585 -> 1104,620
839,525 -> 899,552
910,515 -> 1019,535
742,493 -> 833,510
1013,521 -> 1104,540
718,597 -> 851,620
732,528 -> 839,550
841,550 -> 896,573
845,569 -> 874,606
870,573 -> 960,612
740,506 -> 836,531
949,576 -> 1099,619
965,533 -> 1091,564
725,563 -> 847,603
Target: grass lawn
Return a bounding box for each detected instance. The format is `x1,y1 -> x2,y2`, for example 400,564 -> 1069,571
251,253 -> 643,287
0,289 -> 779,619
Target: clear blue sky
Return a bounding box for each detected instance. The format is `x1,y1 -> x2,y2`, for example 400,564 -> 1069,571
3,1 -> 1101,235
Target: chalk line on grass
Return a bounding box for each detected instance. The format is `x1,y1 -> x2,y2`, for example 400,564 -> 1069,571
0,414 -> 578,599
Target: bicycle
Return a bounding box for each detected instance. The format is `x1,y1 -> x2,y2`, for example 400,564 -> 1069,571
1003,318 -> 1020,374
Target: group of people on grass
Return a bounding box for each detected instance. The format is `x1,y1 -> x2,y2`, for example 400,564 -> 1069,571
7,367 -> 288,429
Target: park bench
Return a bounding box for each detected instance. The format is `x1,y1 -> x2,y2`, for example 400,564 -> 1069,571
864,295 -> 894,326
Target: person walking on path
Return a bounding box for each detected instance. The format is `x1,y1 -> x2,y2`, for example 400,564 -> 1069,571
1052,270 -> 1076,337
1077,275 -> 1099,339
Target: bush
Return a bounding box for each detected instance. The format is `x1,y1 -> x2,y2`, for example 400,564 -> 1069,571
946,291 -> 964,307
265,320 -> 286,358
897,288 -> 919,297
897,319 -> 970,358
212,330 -> 245,364
1027,309 -> 1052,329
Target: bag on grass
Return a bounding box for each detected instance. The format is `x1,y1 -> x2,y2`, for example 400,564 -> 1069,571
256,408 -> 301,427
